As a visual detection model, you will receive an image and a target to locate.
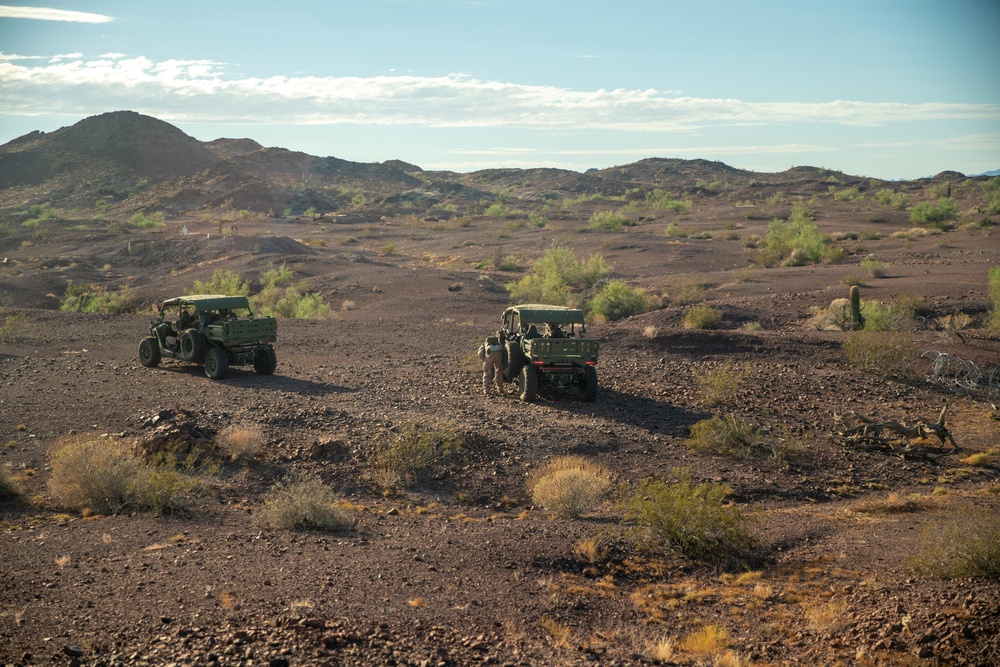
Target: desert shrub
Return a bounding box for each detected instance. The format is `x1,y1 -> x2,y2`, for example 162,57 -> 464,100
910,198 -> 958,228
833,186 -> 862,202
215,424 -> 265,462
475,248 -> 519,272
254,283 -> 331,319
588,210 -> 633,231
752,204 -> 828,267
260,263 -> 295,289
192,269 -> 250,296
646,189 -> 692,214
528,212 -> 548,228
981,177 -> 1000,214
875,188 -> 909,210
484,202 -> 510,216
860,258 -> 889,278
859,299 -> 911,331
621,474 -> 755,561
506,245 -> 611,306
0,465 -> 21,500
369,421 -> 466,490
842,330 -> 914,375
683,304 -> 722,330
908,519 -> 1000,579
693,359 -> 749,406
0,310 -> 28,343
528,456 -> 612,519
129,211 -> 166,228
664,222 -> 689,238
258,473 -> 353,532
47,434 -> 205,515
848,492 -> 932,514
670,281 -> 705,305
59,282 -> 135,314
562,192 -> 604,207
587,280 -> 649,321
685,414 -> 788,461
989,267 -> 1000,330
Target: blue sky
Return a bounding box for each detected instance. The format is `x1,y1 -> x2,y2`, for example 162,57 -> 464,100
1,1 -> 998,179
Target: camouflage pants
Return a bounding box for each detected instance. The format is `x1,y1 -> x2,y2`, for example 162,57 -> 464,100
483,350 -> 504,394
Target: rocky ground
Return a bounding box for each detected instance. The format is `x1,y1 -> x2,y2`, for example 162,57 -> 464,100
2,172 -> 1000,666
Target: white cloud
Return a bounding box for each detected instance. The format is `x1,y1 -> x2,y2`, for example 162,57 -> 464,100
0,5 -> 112,23
0,53 -> 997,132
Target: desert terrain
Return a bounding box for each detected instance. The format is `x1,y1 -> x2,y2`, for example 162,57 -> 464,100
0,112 -> 999,666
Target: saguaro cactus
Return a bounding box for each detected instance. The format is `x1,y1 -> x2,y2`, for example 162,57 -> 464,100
850,285 -> 863,330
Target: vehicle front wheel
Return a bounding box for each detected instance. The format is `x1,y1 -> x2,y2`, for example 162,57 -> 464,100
518,364 -> 538,402
580,365 -> 598,402
138,337 -> 161,368
203,347 -> 229,380
254,346 -> 277,375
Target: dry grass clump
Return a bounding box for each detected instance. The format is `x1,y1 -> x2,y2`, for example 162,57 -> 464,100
907,518 -> 1000,579
258,472 -> 354,532
848,492 -> 933,514
0,465 -> 21,500
679,624 -> 728,657
572,537 -> 607,564
47,434 -> 207,515
804,599 -> 848,631
642,325 -> 658,339
529,456 -> 612,519
215,424 -> 265,462
960,451 -> 994,468
693,358 -> 749,406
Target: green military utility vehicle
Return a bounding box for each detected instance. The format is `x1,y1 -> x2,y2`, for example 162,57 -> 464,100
497,304 -> 599,402
138,295 -> 277,380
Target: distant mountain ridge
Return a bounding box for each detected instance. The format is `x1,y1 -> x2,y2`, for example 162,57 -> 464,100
0,110 -> 989,217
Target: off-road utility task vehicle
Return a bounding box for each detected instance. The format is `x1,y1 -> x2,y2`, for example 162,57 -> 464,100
497,304 -> 599,402
138,295 -> 278,380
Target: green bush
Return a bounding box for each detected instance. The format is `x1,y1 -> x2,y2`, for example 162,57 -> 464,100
753,203 -> 828,267
646,189 -> 692,214
981,177 -> 1000,215
664,222 -> 688,238
621,474 -> 755,561
908,519 -> 1000,579
59,282 -> 134,314
587,280 -> 649,321
0,311 -> 28,343
875,188 -> 909,210
529,456 -> 612,519
910,198 -> 958,228
833,187 -> 862,202
842,330 -> 914,375
506,246 -> 611,306
254,283 -> 331,319
192,269 -> 250,296
685,415 -> 788,461
258,473 -> 354,532
860,258 -> 889,278
369,421 -> 466,491
683,304 -> 722,329
475,249 -> 519,272
860,299 -> 911,331
260,263 -> 295,289
588,210 -> 633,231
129,211 -> 166,228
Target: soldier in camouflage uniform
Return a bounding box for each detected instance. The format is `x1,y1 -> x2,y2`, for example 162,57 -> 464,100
477,335 -> 505,395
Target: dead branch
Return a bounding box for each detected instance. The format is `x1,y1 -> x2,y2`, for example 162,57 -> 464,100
833,403 -> 957,459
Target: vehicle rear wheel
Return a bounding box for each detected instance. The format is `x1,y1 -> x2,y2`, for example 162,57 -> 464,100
519,364 -> 538,402
580,365 -> 598,402
203,347 -> 229,380
504,340 -> 526,381
138,337 -> 161,368
180,329 -> 207,363
254,346 -> 277,375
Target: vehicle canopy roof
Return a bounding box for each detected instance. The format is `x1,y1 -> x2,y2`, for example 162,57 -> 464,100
505,304 -> 586,325
160,295 -> 252,312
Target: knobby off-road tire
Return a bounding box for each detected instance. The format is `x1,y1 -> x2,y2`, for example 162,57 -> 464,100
519,364 -> 538,402
203,347 -> 229,380
180,329 -> 208,363
254,346 -> 277,375
579,365 -> 598,402
138,337 -> 161,368
504,340 -> 526,382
